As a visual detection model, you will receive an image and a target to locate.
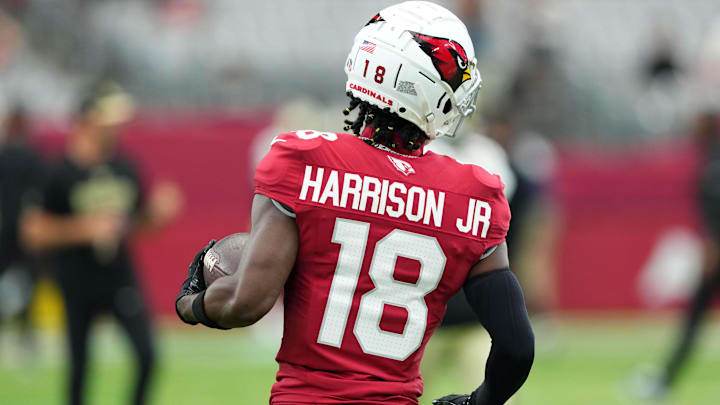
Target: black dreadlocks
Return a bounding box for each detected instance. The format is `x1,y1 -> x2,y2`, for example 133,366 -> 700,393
342,92 -> 428,152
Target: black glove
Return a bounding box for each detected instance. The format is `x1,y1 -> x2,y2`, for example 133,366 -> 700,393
432,394 -> 472,405
175,240 -> 216,324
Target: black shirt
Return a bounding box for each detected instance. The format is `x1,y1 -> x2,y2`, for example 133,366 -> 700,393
0,141 -> 46,268
41,156 -> 144,286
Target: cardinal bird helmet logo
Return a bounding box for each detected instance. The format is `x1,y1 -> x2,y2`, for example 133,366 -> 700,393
365,13 -> 385,26
410,32 -> 472,92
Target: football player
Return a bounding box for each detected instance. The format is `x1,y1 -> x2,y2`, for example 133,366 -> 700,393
632,110 -> 720,399
22,82 -> 183,405
176,2 -> 534,404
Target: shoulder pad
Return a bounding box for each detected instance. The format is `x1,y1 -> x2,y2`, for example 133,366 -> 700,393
434,152 -> 506,193
470,164 -> 506,193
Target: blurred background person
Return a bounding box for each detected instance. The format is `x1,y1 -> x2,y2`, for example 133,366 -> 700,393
0,104 -> 46,360
20,82 -> 182,405
422,115 -> 519,394
424,110 -> 558,400
485,113 -> 558,315
487,31 -> 565,317
633,22 -> 693,136
635,110 -> 720,399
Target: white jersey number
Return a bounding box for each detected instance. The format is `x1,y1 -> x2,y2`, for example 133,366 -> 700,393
295,130 -> 338,141
317,218 -> 447,361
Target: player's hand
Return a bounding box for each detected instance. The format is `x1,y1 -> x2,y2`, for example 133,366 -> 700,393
182,240 -> 216,294
176,240 -> 216,324
147,182 -> 184,227
81,212 -> 125,246
432,394 -> 472,405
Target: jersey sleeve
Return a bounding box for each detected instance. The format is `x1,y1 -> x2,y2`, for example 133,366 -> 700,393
253,132 -> 310,211
473,166 -> 511,249
487,178 -> 511,247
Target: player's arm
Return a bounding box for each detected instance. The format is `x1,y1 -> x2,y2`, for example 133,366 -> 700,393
434,243 -> 535,405
20,208 -> 124,252
176,194 -> 298,328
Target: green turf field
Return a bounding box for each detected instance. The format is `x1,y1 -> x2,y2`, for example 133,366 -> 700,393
1,315 -> 719,405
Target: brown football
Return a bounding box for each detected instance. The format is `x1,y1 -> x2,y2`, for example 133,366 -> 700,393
202,233 -> 249,286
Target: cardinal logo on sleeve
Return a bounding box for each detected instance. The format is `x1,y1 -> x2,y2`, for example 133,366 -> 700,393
410,32 -> 471,91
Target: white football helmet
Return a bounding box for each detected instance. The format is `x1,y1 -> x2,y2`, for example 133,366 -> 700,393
344,1 -> 482,139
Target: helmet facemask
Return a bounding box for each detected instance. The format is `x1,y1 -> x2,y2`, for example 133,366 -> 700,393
431,62 -> 482,138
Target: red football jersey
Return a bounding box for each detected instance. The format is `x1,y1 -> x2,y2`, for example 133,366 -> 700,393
254,131 -> 510,405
